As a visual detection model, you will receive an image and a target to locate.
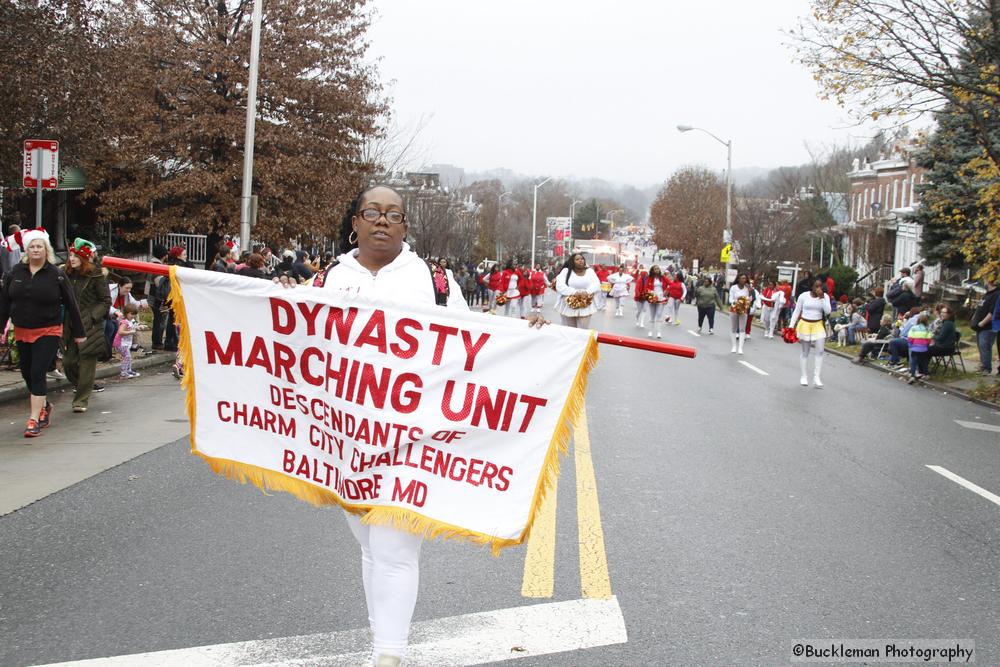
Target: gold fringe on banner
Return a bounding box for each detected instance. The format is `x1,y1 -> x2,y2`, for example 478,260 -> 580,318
170,266 -> 599,555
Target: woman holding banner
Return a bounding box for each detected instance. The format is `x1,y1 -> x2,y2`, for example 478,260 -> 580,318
319,185 -> 545,667
554,252 -> 601,328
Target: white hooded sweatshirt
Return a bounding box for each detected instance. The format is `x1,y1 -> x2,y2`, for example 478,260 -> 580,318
322,243 -> 468,310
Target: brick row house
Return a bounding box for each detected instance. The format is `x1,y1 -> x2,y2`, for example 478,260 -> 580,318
841,144 -> 938,290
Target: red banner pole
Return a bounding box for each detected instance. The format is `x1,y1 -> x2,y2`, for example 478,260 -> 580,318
102,257 -> 697,359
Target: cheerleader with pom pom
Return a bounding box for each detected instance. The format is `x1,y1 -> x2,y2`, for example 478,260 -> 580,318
789,278 -> 832,387
499,260 -> 525,318
728,273 -> 755,354
554,252 -> 601,328
643,265 -> 670,339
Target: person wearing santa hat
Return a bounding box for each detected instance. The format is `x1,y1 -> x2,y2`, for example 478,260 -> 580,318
0,229 -> 86,436
62,238 -> 112,413
1,224 -> 23,281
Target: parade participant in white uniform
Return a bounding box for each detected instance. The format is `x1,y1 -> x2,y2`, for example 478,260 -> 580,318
644,265 -> 669,339
607,264 -> 633,317
555,252 -> 601,328
728,273 -> 754,354
758,280 -> 784,339
499,260 -> 524,318
789,278 -> 832,387
633,264 -> 649,328
312,185 -> 547,667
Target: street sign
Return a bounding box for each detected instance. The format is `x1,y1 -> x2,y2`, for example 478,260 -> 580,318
23,140 -> 59,189
720,243 -> 732,263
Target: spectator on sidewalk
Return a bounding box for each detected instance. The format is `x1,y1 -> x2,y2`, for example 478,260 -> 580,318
62,238 -> 112,414
846,298 -> 868,345
866,287 -> 886,331
928,305 -> 958,359
236,253 -> 270,280
116,303 -> 141,379
853,314 -> 894,363
0,229 -> 86,437
1,224 -> 23,283
889,282 -> 919,317
972,280 -> 999,375
147,245 -> 169,350
886,307 -> 923,368
907,314 -> 932,382
912,264 -> 925,301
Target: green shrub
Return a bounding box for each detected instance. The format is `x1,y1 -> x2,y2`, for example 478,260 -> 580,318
826,264 -> 859,298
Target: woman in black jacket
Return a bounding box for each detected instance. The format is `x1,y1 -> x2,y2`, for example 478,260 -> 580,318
0,229 -> 85,437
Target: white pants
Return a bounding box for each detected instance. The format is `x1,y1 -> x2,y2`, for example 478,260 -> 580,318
614,296 -> 626,313
504,296 -> 521,317
595,291 -> 607,310
531,293 -> 543,310
345,512 -> 423,661
667,297 -> 681,323
634,299 -> 647,321
487,289 -> 497,311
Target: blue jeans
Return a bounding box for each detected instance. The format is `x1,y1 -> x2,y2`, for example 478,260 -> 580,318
888,338 -> 908,364
847,322 -> 867,345
978,329 -> 997,372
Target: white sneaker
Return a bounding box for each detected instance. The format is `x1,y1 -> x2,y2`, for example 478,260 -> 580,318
375,655 -> 401,667
656,332 -> 662,339
648,331 -> 653,338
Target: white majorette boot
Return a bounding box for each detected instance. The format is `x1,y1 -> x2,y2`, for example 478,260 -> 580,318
375,655 -> 401,667
737,332 -> 746,355
730,333 -> 738,353
813,355 -> 824,388
800,357 -> 809,386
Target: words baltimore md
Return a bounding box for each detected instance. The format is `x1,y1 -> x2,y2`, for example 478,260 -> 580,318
203,297 -> 553,507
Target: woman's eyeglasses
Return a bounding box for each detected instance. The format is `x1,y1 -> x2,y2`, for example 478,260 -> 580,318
358,208 -> 405,225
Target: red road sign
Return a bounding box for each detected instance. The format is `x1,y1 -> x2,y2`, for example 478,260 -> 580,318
23,139 -> 59,189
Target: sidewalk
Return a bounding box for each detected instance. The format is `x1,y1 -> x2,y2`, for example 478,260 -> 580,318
0,350 -> 177,404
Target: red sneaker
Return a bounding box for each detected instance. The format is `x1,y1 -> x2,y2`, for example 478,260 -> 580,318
24,418 -> 41,438
38,402 -> 52,428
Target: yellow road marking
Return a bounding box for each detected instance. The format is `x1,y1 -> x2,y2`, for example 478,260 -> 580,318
520,405 -> 613,599
573,410 -> 613,599
521,477 -> 558,598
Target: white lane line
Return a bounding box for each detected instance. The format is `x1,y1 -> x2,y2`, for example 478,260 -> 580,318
33,596 -> 628,667
926,465 -> 1000,507
954,420 -> 1000,434
738,360 -> 769,376
686,329 -> 701,337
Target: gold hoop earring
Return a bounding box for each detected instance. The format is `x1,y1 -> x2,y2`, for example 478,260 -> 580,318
348,230 -> 358,245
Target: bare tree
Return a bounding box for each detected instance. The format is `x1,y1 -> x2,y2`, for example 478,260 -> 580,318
733,196 -> 810,277
791,0 -> 1000,167
649,166 -> 726,267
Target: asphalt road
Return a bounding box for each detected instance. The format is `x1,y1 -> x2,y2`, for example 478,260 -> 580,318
1,297 -> 998,666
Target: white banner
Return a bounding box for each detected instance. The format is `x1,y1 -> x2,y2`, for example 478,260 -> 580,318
170,267 -> 597,552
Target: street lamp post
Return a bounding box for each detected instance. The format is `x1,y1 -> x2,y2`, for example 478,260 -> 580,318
497,191 -> 510,262
239,0 -> 264,253
606,209 -> 623,235
531,177 -> 551,267
677,124 -> 732,282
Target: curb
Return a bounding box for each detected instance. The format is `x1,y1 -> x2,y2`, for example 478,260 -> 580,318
0,352 -> 176,405
822,344 -> 1000,411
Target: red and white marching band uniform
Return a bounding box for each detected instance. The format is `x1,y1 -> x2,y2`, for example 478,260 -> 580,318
500,267 -> 525,318
633,268 -> 649,328
487,268 -> 503,313
645,274 -> 670,339
759,286 -> 785,338
529,268 -> 547,313
594,265 -> 611,311
665,277 -> 686,326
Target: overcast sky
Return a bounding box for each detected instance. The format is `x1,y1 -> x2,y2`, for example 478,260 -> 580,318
367,0 -> 873,187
